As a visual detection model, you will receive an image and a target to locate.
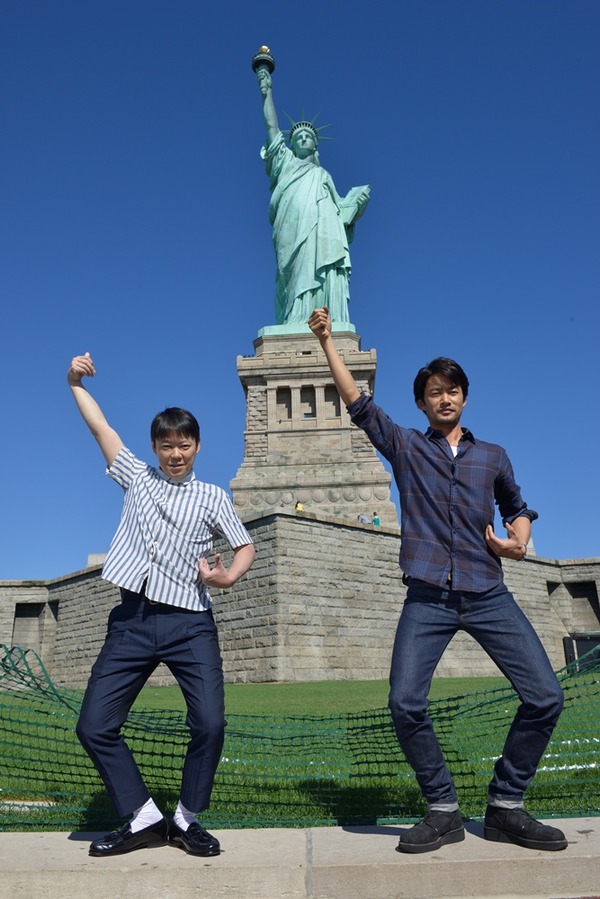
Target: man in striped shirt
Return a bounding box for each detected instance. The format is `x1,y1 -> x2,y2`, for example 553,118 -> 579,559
309,308 -> 567,856
67,352 -> 255,858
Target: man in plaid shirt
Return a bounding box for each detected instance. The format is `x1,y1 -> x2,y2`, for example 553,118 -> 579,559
309,307 -> 566,855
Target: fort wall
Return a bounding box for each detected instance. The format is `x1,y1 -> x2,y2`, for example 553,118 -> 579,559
1,511 -> 598,688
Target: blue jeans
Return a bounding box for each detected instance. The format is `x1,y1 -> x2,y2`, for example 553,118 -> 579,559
388,580 -> 564,806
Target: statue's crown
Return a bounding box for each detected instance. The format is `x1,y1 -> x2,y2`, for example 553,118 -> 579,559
284,111 -> 332,146
289,120 -> 319,143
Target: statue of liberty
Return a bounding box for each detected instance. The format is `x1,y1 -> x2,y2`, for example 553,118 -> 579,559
254,48 -> 370,326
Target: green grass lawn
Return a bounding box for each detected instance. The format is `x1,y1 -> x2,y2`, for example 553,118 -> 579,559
132,676 -> 511,716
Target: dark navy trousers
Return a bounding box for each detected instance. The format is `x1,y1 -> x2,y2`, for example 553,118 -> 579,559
76,588 -> 225,818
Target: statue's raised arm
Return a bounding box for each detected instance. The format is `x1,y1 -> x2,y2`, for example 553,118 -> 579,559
252,47 -> 370,327
256,64 -> 279,146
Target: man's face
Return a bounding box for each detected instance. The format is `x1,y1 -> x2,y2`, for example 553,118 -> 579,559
417,375 -> 466,430
152,432 -> 200,480
292,128 -> 317,159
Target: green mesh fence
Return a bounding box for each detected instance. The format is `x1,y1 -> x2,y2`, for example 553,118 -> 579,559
0,643 -> 598,831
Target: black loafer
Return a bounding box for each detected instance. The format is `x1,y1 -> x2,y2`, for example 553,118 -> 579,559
89,817 -> 168,857
168,820 -> 220,856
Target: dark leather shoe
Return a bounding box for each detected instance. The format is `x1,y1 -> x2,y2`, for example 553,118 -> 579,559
396,810 -> 465,854
168,820 -> 220,856
484,805 -> 567,850
89,817 -> 168,857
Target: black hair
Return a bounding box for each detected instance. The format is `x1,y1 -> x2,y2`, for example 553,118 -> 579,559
150,407 -> 200,444
413,357 -> 469,404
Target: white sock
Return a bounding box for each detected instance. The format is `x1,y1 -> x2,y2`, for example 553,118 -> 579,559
130,797 -> 163,833
174,800 -> 198,831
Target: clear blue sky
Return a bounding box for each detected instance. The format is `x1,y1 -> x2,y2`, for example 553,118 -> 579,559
1,0 -> 598,580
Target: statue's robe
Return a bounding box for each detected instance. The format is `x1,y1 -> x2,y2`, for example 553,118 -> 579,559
262,132 -> 360,324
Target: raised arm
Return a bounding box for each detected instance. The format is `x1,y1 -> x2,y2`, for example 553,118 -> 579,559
67,352 -> 123,466
308,307 -> 361,407
256,66 -> 280,146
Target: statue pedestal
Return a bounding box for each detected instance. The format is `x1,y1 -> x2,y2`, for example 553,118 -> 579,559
257,321 -> 356,337
231,328 -> 399,529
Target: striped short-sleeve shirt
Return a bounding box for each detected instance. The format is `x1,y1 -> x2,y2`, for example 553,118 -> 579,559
101,446 -> 252,611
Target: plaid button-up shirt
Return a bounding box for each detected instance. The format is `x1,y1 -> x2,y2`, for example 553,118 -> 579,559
101,447 -> 252,611
349,394 -> 537,592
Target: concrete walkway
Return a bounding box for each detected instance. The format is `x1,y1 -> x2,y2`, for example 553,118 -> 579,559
0,817 -> 598,899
